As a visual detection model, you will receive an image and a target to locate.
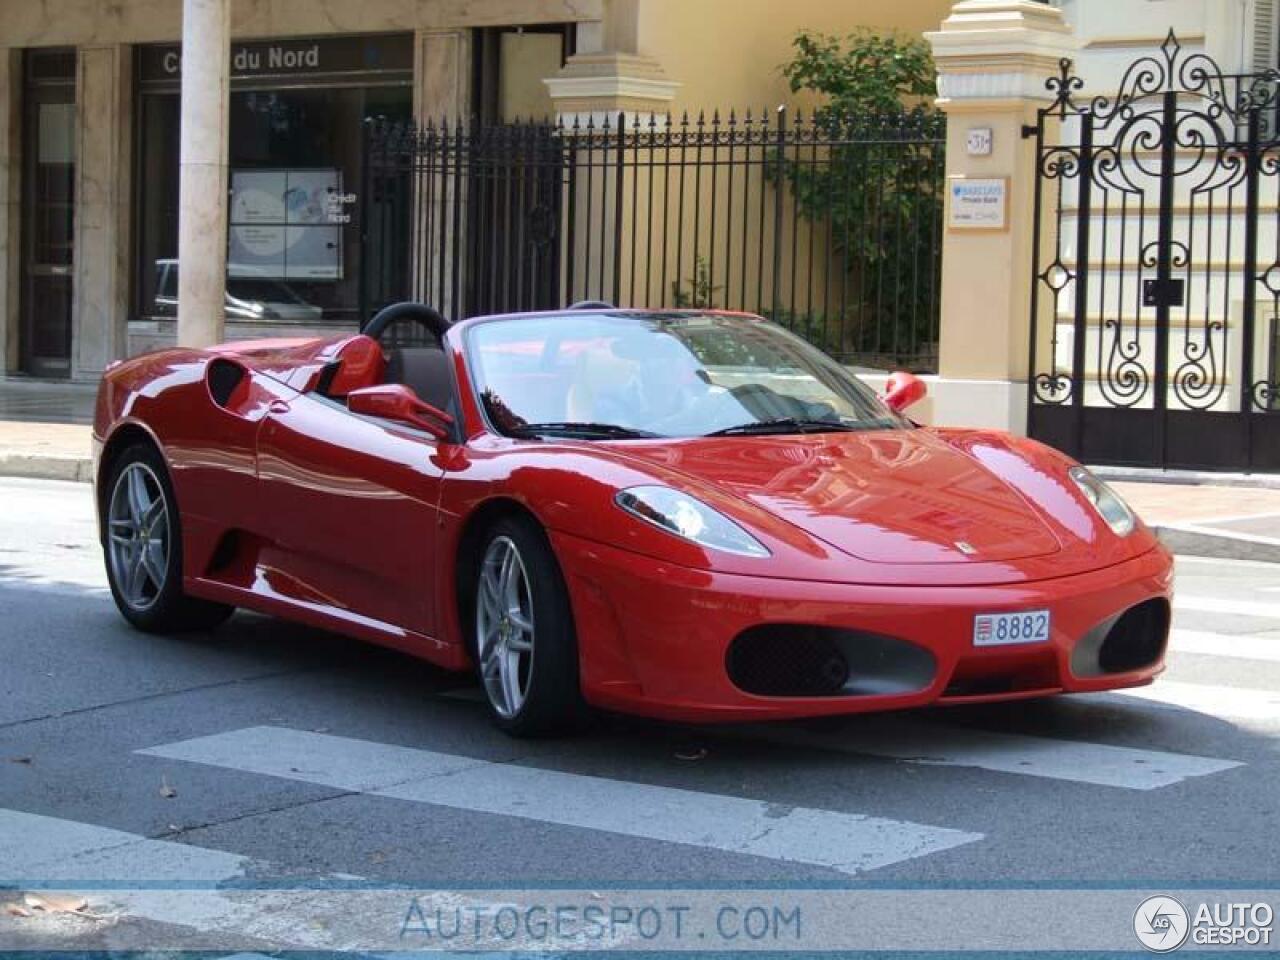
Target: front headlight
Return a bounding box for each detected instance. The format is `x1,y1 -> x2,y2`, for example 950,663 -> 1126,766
615,486 -> 770,557
1068,466 -> 1136,536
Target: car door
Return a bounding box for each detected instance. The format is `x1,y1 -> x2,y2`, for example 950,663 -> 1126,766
255,389 -> 446,640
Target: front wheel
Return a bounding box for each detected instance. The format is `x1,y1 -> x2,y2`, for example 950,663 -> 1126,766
103,443 -> 234,633
472,515 -> 585,737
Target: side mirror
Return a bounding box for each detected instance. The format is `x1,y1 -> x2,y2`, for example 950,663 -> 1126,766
883,371 -> 927,413
347,384 -> 454,440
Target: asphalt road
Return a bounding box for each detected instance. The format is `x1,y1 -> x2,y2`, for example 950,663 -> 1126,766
1,476 -> 1278,953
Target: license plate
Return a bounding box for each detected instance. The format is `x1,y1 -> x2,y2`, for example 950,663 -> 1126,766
973,610 -> 1051,647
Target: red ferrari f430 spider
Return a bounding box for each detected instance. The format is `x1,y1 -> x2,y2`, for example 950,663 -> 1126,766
94,305 -> 1173,735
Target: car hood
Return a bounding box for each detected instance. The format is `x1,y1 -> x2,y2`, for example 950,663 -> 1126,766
613,429 -> 1063,564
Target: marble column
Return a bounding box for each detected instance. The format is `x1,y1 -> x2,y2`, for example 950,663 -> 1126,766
0,50 -> 20,373
73,45 -> 132,378
412,29 -> 471,316
177,0 -> 231,348
544,0 -> 678,306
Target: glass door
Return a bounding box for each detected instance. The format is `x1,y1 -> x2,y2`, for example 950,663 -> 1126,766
20,50 -> 77,377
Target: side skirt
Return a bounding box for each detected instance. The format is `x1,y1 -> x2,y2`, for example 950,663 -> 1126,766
185,576 -> 470,671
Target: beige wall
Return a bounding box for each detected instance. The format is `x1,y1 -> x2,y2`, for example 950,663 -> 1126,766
0,0 -> 603,48
636,0 -> 953,114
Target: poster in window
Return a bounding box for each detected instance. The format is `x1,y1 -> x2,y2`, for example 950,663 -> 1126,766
230,171 -> 287,224
228,168 -> 343,279
284,226 -> 341,280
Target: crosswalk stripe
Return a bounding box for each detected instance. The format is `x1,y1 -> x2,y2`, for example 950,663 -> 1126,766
0,808 -> 248,884
441,686 -> 1240,790
1110,679 -> 1280,722
0,808 -> 548,952
139,726 -> 982,876
1169,628 -> 1280,663
744,721 -> 1241,790
1175,595 -> 1280,620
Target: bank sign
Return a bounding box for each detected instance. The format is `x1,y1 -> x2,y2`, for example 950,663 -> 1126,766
139,34 -> 413,85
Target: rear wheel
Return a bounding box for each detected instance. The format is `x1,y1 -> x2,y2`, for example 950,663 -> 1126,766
471,514 -> 585,737
103,443 -> 233,633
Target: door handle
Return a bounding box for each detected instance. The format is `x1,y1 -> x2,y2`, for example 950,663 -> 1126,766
268,400 -> 291,415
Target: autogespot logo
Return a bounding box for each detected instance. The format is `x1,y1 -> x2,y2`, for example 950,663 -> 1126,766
1134,896 -> 1191,952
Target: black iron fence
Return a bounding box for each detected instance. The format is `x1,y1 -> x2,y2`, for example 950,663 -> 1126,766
363,109 -> 945,372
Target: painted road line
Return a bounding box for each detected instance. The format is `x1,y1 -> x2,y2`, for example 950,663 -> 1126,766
445,682 -> 1242,789
0,808 -> 554,952
1175,595 -> 1280,620
0,808 -> 248,885
1169,628 -> 1280,663
1174,555 -> 1280,571
1111,680 -> 1280,723
747,721 -> 1242,791
139,726 -> 982,876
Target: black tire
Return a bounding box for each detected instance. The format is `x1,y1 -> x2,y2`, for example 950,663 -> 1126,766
468,513 -> 586,737
101,442 -> 234,633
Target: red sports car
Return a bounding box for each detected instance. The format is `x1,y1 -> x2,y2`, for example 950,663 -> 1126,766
94,305 -> 1173,736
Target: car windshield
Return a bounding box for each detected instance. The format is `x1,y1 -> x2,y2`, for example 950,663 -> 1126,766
465,312 -> 909,439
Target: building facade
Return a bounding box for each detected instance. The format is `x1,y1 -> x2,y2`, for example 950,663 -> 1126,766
0,0 -> 951,381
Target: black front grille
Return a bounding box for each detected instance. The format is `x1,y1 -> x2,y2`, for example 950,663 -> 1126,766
726,625 -> 935,698
1098,598 -> 1169,673
727,626 -> 849,697
1071,597 -> 1171,678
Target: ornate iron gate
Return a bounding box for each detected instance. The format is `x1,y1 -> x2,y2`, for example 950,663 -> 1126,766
1027,33 -> 1280,471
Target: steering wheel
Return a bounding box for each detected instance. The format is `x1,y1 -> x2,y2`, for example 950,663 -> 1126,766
363,302 -> 451,347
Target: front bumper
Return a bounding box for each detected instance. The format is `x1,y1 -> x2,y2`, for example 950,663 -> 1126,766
552,531 -> 1174,722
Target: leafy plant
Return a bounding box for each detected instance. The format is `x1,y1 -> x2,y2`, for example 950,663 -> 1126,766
671,255 -> 723,310
783,29 -> 938,124
776,30 -> 944,370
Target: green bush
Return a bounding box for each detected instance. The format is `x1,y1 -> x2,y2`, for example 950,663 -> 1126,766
777,30 -> 944,370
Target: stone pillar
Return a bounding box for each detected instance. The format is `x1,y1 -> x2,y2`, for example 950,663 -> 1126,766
176,0 -> 231,348
925,0 -> 1077,431
0,50 -> 20,374
411,29 -> 471,317
415,30 -> 471,125
543,0 -> 678,305
72,45 -> 131,377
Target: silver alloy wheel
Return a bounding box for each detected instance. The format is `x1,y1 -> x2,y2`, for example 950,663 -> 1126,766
107,462 -> 170,611
476,535 -> 536,718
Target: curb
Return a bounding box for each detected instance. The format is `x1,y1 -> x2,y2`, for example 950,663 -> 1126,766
0,453 -> 93,484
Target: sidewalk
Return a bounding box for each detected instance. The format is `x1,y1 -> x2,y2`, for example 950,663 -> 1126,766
0,379 -> 97,483
1109,479 -> 1280,562
0,420 -> 94,483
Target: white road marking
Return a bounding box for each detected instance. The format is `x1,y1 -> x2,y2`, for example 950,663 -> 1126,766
0,808 -> 248,884
1175,595 -> 1280,620
1174,555 -> 1280,571
1169,628 -> 1280,663
139,726 -> 982,876
445,684 -> 1242,790
0,808 -> 553,952
748,721 -> 1241,790
1110,680 -> 1280,723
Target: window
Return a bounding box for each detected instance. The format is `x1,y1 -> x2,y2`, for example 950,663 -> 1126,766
134,35 -> 413,328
